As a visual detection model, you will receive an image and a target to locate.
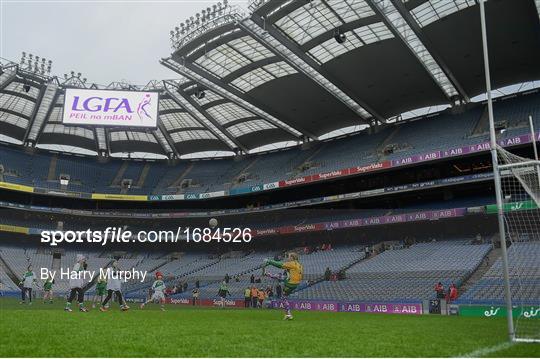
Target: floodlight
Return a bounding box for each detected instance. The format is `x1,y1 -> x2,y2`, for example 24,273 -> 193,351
334,28 -> 346,44
196,89 -> 206,99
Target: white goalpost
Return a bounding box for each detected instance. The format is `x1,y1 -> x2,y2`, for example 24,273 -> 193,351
496,143 -> 540,343
479,0 -> 540,343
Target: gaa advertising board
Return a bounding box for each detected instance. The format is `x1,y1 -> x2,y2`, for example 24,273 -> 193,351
63,88 -> 159,128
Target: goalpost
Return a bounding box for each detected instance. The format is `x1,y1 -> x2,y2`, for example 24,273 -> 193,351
480,0 -> 540,343
496,143 -> 540,343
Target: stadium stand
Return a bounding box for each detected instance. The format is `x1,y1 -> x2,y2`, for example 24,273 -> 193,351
291,241 -> 491,302
3,240 -> 537,305
0,267 -> 18,291
1,91 -> 540,196
458,242 -> 540,304
163,251 -> 280,300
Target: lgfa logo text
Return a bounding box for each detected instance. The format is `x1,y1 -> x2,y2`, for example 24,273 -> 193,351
71,96 -> 134,113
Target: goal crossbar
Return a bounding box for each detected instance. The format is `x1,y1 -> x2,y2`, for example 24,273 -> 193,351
499,161 -> 540,170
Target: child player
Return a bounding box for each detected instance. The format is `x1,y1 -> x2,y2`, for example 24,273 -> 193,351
43,275 -> 54,304
19,265 -> 36,305
217,281 -> 230,308
65,254 -> 89,312
100,261 -> 129,311
263,252 -> 303,320
92,273 -> 107,309
140,271 -> 166,311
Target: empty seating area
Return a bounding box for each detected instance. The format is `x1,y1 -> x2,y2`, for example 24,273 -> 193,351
169,251 -> 278,300
383,107 -> 483,161
292,241 -> 491,302
187,251 -> 275,281
458,241 -> 540,304
175,247 -> 365,300
3,241 -> 537,305
303,127 -> 393,175
1,91 -> 539,196
230,149 -> 303,186
0,244 -> 368,301
301,246 -> 365,280
1,246 -> 51,280
0,266 -> 18,291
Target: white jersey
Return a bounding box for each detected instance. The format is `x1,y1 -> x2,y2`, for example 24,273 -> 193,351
106,270 -> 122,291
150,279 -> 166,301
22,271 -> 35,288
152,280 -> 166,294
69,263 -> 84,289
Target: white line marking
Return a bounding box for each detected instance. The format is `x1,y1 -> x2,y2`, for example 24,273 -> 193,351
458,341 -> 514,358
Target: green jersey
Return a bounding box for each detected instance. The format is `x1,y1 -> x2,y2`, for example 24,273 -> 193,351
96,279 -> 107,291
43,279 -> 54,291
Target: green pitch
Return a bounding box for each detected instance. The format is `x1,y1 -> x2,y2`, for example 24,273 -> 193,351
0,298 -> 537,357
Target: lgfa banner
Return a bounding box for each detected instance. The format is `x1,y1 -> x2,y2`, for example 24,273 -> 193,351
63,88 -> 159,128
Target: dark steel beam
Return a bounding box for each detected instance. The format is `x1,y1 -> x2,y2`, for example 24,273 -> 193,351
162,57 -> 314,140
245,15 -> 385,123
156,122 -> 181,158
163,83 -> 246,152
389,0 -> 470,102
365,0 -> 459,102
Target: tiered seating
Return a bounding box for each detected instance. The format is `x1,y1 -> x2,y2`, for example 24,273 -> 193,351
384,107 -> 482,161
236,149 -> 303,185
177,273 -> 276,301
459,242 -> 540,304
183,160 -> 236,193
178,248 -> 364,300
155,254 -> 215,278
184,251 -> 275,282
0,247 -> 31,280
122,162 -> 143,183
292,241 -> 491,302
137,163 -> 169,194
301,246 -> 364,280
0,91 -> 539,195
0,266 -> 18,291
304,127 -> 393,174
151,162 -> 190,194
123,254 -> 220,297
55,155 -> 101,192
492,92 -> 540,138
1,242 -> 514,303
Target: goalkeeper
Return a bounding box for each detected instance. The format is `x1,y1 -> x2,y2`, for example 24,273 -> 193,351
263,252 -> 303,320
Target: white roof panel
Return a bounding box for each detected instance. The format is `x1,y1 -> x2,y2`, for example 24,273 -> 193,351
227,119 -> 276,137
275,1 -> 343,46
206,102 -> 255,125
160,112 -> 200,131
410,0 -> 476,28
0,112 -> 28,129
170,130 -> 217,142
0,94 -> 35,117
308,22 -> 393,64
42,124 -> 94,139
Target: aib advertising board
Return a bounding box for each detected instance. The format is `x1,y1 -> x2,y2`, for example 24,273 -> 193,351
63,88 -> 158,128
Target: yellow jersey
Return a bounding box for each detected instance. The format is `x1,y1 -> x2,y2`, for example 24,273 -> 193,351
282,260 -> 303,285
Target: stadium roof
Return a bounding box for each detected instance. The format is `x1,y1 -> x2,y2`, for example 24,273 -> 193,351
1,0 -> 540,159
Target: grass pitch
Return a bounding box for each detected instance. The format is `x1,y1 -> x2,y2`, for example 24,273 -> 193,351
0,298 -> 537,357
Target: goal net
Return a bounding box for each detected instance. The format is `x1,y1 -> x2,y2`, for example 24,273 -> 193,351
495,145 -> 540,342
